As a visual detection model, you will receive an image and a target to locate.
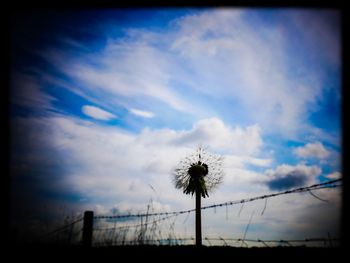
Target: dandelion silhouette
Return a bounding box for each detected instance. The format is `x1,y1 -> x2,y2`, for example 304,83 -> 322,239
174,146 -> 224,197
173,146 -> 224,246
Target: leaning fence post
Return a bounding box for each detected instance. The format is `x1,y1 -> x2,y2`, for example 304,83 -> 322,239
82,211 -> 94,247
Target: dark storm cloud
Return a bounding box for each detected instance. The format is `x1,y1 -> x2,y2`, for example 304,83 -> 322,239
266,170 -> 309,191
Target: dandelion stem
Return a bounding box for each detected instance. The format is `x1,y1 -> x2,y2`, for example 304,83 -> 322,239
195,188 -> 202,246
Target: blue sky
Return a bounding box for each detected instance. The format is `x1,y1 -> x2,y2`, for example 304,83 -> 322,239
9,8 -> 342,245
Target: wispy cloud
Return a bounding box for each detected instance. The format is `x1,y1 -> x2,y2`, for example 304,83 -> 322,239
44,40 -> 194,114
81,105 -> 117,120
39,9 -> 340,142
168,9 -> 329,137
129,108 -> 155,118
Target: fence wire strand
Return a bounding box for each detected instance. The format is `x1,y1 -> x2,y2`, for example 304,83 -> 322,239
94,179 -> 342,220
39,179 -> 342,246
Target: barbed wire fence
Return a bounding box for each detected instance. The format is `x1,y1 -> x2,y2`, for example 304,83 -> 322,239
34,216 -> 84,245
37,179 -> 342,247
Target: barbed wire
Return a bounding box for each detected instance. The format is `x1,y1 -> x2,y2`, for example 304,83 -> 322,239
94,213 -> 178,231
36,217 -> 84,240
203,237 -> 339,243
93,237 -> 339,247
94,179 -> 342,220
39,179 -> 341,242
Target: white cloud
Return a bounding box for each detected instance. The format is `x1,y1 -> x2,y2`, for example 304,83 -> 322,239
11,114 -> 341,243
181,119 -> 262,155
37,115 -> 268,216
325,171 -> 341,180
39,116 -> 265,210
81,105 -> 117,121
138,118 -> 263,155
9,114 -> 265,235
294,142 -> 330,159
129,108 -> 155,118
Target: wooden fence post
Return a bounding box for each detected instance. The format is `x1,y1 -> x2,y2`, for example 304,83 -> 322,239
82,211 -> 94,247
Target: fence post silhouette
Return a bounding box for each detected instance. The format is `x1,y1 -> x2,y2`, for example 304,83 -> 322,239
82,211 -> 94,247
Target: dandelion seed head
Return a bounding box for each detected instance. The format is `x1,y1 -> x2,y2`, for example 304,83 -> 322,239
173,147 -> 224,197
